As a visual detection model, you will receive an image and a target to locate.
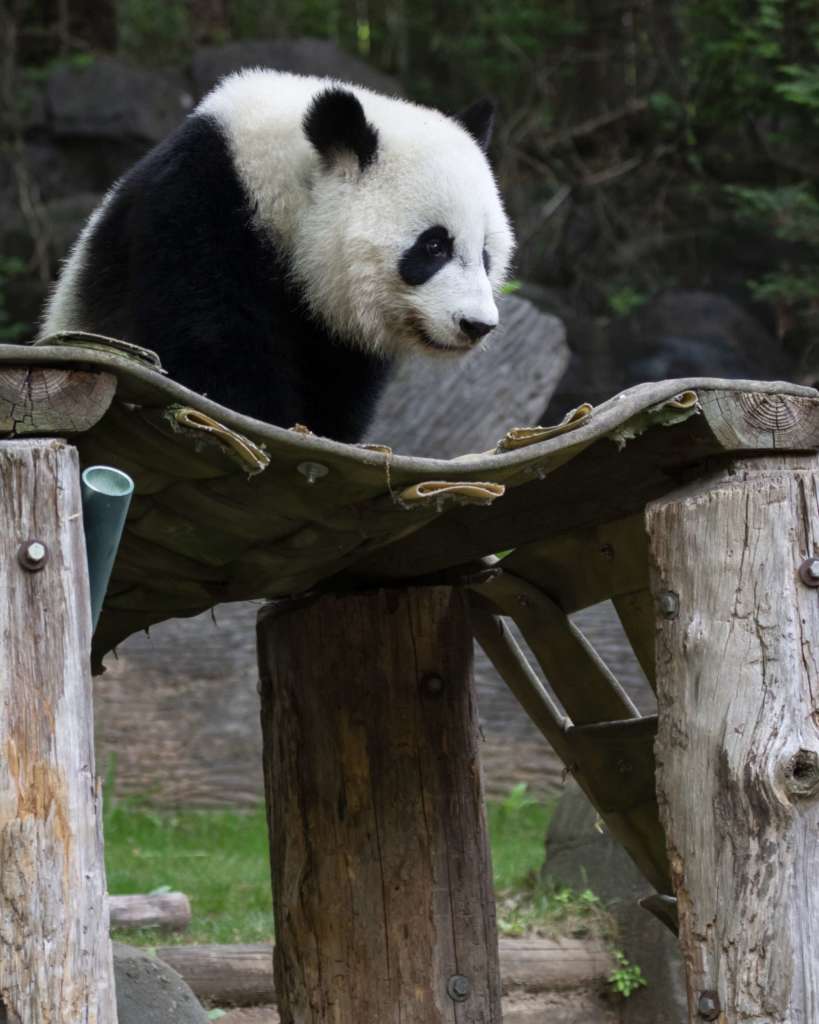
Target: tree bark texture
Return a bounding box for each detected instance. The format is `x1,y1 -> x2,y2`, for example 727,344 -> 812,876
257,587 -> 502,1024
0,440 -> 117,1023
648,455 -> 819,1023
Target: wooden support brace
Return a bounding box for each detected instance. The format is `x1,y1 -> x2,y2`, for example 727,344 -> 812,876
0,440 -> 117,1023
257,587 -> 502,1024
648,454 -> 819,1022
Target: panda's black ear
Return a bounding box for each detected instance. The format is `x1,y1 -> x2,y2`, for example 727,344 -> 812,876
304,87 -> 379,171
456,98 -> 494,153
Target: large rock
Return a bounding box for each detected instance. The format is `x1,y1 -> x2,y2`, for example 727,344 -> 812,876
114,942 -> 208,1024
607,288 -> 791,384
46,57 -> 191,143
191,39 -> 402,100
535,287 -> 792,423
545,782 -> 687,1024
366,295 -> 568,457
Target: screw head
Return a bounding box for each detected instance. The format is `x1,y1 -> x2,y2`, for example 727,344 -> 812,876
446,974 -> 471,1002
697,990 -> 720,1021
423,674 -> 445,696
799,558 -> 819,587
18,540 -> 48,572
297,461 -> 329,485
658,590 -> 679,619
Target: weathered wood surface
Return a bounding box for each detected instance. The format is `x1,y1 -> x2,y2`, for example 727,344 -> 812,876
109,891 -> 191,932
0,439 -> 117,1023
472,603 -> 669,897
156,937 -> 615,1006
648,454 -> 819,1023
0,367 -> 116,436
354,383 -> 819,584
258,588 -> 502,1024
366,295 -> 568,457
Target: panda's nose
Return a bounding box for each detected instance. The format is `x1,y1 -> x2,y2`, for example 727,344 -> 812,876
459,318 -> 495,343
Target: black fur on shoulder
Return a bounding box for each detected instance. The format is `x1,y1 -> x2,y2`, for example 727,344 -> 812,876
456,98 -> 494,153
303,87 -> 379,171
72,114 -> 391,442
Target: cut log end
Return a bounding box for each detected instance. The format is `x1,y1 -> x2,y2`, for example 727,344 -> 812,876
0,368 -> 116,436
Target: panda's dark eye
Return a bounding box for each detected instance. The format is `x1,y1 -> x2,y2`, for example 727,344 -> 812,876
482,248 -> 491,273
399,225 -> 454,286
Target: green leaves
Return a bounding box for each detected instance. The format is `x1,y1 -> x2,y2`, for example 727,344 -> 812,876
609,950 -> 648,998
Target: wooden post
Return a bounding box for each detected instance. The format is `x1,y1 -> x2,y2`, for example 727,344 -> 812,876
647,455 -> 819,1023
257,587 -> 502,1024
0,440 -> 117,1023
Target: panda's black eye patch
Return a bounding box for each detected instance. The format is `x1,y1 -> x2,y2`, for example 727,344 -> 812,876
482,248 -> 491,273
399,226 -> 453,286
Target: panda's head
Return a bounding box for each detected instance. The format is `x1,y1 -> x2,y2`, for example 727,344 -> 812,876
294,86 -> 515,359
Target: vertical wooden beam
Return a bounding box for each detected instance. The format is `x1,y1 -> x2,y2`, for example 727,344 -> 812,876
647,455 -> 819,1023
0,440 -> 117,1023
257,587 -> 502,1024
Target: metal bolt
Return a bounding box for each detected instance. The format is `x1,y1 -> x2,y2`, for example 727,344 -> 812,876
423,674 -> 445,696
697,990 -> 720,1021
599,543 -> 615,561
658,590 -> 679,619
297,461 -> 329,485
799,558 -> 819,587
18,540 -> 48,572
616,759 -> 632,775
446,975 -> 471,1002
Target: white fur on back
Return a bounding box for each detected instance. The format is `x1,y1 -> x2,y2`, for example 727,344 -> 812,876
41,199 -> 110,336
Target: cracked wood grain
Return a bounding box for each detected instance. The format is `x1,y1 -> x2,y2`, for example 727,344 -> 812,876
0,368 -> 116,436
257,588 -> 501,1024
0,440 -> 117,1023
648,454 -> 819,1024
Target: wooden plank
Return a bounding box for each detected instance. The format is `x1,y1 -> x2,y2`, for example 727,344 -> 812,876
647,453 -> 819,1022
472,605 -> 669,895
156,937 -> 615,1006
0,439 -> 117,1022
257,588 -> 502,1024
612,589 -> 656,688
109,892 -> 191,932
0,367 -> 116,435
473,570 -> 639,725
502,513 -> 649,614
352,388 -> 819,584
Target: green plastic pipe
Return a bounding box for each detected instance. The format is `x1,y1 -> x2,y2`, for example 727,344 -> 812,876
81,465 -> 134,631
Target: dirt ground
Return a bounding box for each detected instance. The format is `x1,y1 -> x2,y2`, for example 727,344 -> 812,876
220,991 -> 620,1024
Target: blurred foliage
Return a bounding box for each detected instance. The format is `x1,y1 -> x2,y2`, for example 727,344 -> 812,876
0,258 -> 28,341
4,0 -> 819,356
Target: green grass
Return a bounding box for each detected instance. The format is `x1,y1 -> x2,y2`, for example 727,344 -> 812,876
104,784 -> 605,947
105,798 -> 274,946
486,782 -> 553,891
487,784 -> 612,939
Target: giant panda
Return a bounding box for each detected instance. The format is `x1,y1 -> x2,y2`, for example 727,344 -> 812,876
41,70 -> 515,442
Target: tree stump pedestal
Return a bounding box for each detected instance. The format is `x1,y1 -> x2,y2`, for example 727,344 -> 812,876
0,439 -> 117,1023
257,587 -> 502,1024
